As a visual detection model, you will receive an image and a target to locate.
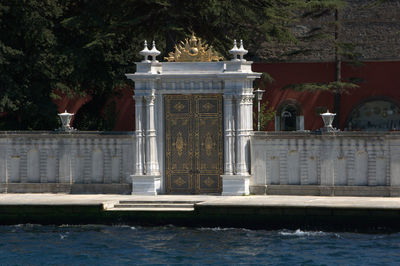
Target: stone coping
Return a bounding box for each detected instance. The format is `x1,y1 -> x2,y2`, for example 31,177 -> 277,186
253,131 -> 400,138
0,131 -> 136,137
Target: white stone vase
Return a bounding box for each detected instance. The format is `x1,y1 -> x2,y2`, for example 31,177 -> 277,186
321,110 -> 336,131
58,110 -> 74,131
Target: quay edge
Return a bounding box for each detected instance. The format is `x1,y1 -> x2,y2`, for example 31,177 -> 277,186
1,195 -> 400,232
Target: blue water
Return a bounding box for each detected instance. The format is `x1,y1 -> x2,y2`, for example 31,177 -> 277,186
0,224 -> 399,265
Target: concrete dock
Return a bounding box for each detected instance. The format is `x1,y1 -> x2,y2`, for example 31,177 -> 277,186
1,194 -> 400,231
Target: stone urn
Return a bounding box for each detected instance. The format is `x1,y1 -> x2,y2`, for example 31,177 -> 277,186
58,110 -> 74,131
321,110 -> 336,132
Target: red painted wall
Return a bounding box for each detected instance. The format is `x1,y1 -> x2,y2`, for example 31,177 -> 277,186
113,87 -> 135,131
54,87 -> 135,131
55,61 -> 400,132
252,61 -> 400,131
53,93 -> 91,126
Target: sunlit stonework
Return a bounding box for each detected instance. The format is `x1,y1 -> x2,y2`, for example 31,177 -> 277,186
165,33 -> 223,62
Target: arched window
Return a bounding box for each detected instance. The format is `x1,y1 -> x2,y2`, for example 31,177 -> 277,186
346,98 -> 400,131
275,99 -> 304,131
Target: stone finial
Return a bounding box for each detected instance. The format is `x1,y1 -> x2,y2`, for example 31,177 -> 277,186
229,39 -> 248,61
139,40 -> 152,63
149,41 -> 161,62
229,39 -> 240,61
237,40 -> 248,61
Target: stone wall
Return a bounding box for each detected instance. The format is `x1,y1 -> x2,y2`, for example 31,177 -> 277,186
251,131 -> 400,196
256,0 -> 400,62
0,132 -> 136,194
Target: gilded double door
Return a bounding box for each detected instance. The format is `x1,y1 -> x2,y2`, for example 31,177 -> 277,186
165,94 -> 223,194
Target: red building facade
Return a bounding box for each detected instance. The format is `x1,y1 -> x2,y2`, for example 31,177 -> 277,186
253,61 -> 400,131
57,60 -> 400,132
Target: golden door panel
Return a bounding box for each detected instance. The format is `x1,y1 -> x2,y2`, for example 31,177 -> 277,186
165,94 -> 222,194
169,173 -> 192,192
199,174 -> 220,192
165,95 -> 194,194
167,97 -> 190,115
194,95 -> 223,193
167,117 -> 192,171
198,98 -> 219,114
197,118 -> 220,169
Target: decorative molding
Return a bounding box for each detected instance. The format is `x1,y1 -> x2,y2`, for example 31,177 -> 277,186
165,33 -> 223,62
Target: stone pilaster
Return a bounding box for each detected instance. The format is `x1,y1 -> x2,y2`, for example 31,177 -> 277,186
133,95 -> 144,175
235,94 -> 253,176
223,94 -> 235,175
144,94 -> 160,176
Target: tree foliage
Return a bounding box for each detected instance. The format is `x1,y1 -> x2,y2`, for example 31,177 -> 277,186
0,0 -> 346,130
253,102 -> 276,131
0,0 -> 62,129
282,80 -> 359,94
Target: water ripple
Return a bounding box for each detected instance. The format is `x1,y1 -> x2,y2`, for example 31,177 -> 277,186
0,225 -> 399,265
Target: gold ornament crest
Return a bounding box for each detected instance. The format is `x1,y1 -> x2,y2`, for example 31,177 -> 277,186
165,33 -> 223,62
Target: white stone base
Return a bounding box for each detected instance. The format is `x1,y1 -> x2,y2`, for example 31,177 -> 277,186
131,175 -> 160,195
221,175 -> 250,196
249,185 -> 400,197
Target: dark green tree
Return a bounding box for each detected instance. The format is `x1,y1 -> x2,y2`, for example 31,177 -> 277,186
0,0 -> 348,130
0,0 -> 63,130
280,2 -> 376,129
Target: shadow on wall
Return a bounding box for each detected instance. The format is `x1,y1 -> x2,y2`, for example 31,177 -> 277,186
70,87 -> 134,131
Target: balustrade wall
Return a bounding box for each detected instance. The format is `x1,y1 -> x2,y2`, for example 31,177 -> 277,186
251,132 -> 400,196
0,132 -> 136,194
2,131 -> 400,196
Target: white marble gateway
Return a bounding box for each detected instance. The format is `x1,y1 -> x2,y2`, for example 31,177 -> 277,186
126,37 -> 261,195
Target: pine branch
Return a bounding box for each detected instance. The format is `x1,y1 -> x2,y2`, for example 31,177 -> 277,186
282,81 -> 359,94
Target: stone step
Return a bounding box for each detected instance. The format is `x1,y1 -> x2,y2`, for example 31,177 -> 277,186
106,207 -> 195,212
113,203 -> 194,208
118,200 -> 199,204
103,200 -> 198,212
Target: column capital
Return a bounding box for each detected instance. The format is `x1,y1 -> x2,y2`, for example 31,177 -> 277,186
144,95 -> 156,104
237,95 -> 254,104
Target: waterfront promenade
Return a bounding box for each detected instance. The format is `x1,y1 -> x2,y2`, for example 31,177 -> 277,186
1,194 -> 400,231
1,193 -> 400,209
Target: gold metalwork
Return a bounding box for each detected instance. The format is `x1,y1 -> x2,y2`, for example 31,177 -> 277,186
174,177 -> 186,187
202,102 -> 214,112
173,132 -> 185,156
174,102 -> 185,111
165,94 -> 223,194
165,33 -> 224,62
182,163 -> 190,170
203,177 -> 215,187
203,132 -> 215,156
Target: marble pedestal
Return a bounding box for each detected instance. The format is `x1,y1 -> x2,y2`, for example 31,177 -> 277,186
221,175 -> 250,196
131,175 -> 160,195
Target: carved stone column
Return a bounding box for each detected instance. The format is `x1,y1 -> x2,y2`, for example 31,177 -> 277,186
222,92 -> 253,196
129,93 -> 161,195
133,95 -> 144,175
223,94 -> 235,175
144,94 -> 160,176
236,94 -> 253,175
